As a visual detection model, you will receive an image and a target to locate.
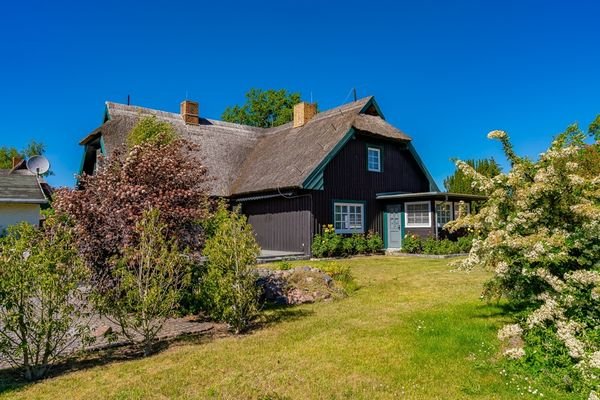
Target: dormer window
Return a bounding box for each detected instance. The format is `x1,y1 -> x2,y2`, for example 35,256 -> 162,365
367,146 -> 381,172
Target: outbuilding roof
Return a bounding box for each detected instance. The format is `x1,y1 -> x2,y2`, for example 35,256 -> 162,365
0,170 -> 48,204
81,96 -> 429,197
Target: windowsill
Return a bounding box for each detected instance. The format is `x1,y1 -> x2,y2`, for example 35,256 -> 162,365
405,224 -> 431,228
335,229 -> 365,234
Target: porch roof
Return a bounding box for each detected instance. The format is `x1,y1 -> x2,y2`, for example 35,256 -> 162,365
375,191 -> 487,201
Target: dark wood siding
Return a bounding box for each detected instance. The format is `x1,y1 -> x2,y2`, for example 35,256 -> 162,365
311,132 -> 430,235
239,195 -> 313,254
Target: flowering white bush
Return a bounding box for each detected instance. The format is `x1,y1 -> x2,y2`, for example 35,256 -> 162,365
448,120 -> 600,395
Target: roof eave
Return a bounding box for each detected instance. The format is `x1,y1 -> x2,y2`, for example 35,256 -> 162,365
0,198 -> 47,204
375,191 -> 487,201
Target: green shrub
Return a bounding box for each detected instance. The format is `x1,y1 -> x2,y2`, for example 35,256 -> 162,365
276,260 -> 292,270
97,209 -> 191,356
456,235 -> 474,253
366,230 -> 383,254
311,233 -> 325,258
127,116 -> 176,147
402,234 -> 473,255
311,225 -> 342,257
312,227 -> 384,258
341,237 -> 355,256
352,233 -> 368,254
325,232 -> 343,256
200,206 -> 261,333
0,216 -> 92,380
448,122 -> 600,397
401,234 -> 422,253
319,261 -> 358,294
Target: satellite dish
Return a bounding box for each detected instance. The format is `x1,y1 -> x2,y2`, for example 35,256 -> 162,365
26,155 -> 50,175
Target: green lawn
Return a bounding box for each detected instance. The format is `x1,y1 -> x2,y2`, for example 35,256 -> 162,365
0,256 -> 573,399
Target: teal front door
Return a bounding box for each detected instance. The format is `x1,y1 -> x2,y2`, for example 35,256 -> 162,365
386,205 -> 402,249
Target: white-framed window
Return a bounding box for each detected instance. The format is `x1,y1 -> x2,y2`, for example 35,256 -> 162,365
405,201 -> 431,228
334,202 -> 365,233
367,147 -> 381,172
453,202 -> 471,219
435,201 -> 453,228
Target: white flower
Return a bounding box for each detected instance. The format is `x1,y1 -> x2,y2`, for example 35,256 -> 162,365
504,347 -> 525,359
567,270 -> 600,286
527,296 -> 561,328
487,130 -> 507,140
589,352 -> 600,369
556,320 -> 585,359
498,324 -> 522,341
495,261 -> 509,275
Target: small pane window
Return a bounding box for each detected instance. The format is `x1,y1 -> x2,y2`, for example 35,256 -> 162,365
405,201 -> 431,227
333,202 -> 365,233
367,147 -> 381,172
436,202 -> 453,228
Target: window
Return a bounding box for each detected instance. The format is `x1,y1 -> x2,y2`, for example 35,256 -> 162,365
367,146 -> 381,172
436,201 -> 453,228
453,202 -> 471,219
334,202 -> 365,233
405,201 -> 431,227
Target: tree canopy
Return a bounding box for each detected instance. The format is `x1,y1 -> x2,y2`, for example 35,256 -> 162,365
221,88 -> 303,128
444,158 -> 501,194
0,140 -> 51,175
54,129 -> 211,286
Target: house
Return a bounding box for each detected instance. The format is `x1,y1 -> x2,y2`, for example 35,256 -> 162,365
0,159 -> 49,232
79,96 -> 482,255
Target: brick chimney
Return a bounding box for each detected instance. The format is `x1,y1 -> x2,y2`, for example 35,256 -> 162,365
12,157 -> 22,168
180,100 -> 199,125
293,102 -> 317,128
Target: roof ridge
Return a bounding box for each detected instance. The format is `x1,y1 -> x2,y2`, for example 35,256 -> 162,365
105,96 -> 374,135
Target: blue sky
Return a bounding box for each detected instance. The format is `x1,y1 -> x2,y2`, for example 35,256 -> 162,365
0,0 -> 598,188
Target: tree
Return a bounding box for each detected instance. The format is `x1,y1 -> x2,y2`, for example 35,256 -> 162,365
53,128 -> 211,288
221,88 -> 303,128
0,216 -> 91,380
448,118 -> 600,396
0,140 -> 52,175
200,203 -> 261,333
96,209 -> 191,356
443,158 -> 501,194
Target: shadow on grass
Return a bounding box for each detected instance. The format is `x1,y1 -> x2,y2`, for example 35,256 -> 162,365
0,306 -> 316,395
0,345 -> 141,395
470,301 -> 527,321
258,303 -> 315,328
0,326 -> 223,395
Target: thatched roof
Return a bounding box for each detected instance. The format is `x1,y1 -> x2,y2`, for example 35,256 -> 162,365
81,96 -> 415,197
0,170 -> 47,204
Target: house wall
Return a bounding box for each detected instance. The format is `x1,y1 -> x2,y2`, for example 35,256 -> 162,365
0,203 -> 41,232
311,132 -> 430,235
238,195 -> 313,254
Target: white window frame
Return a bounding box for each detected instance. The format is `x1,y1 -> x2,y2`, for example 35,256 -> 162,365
333,202 -> 365,234
404,201 -> 431,228
367,147 -> 381,172
435,201 -> 453,228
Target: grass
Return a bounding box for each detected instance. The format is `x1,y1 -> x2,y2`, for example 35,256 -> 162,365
0,256 -> 577,399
